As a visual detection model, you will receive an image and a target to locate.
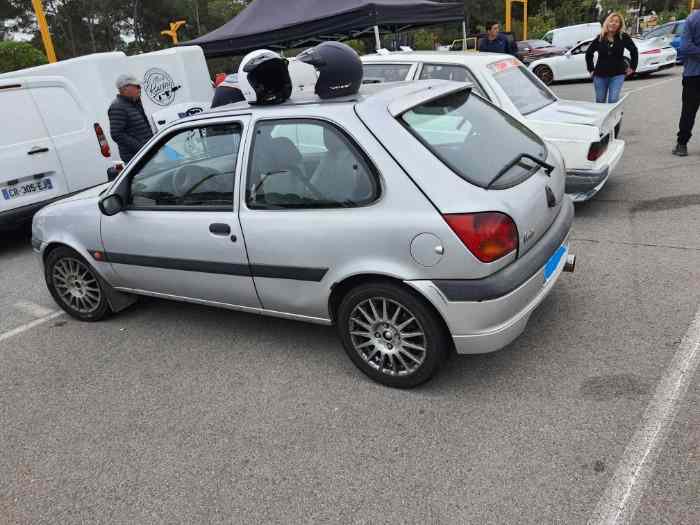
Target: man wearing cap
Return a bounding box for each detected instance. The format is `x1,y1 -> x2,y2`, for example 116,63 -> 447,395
108,74 -> 154,163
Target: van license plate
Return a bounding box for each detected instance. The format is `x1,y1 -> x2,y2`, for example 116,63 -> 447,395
544,244 -> 567,282
2,178 -> 53,201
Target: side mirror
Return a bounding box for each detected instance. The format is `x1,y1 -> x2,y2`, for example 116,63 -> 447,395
99,194 -> 124,216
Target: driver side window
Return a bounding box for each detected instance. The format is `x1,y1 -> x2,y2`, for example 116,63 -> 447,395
572,42 -> 590,55
129,123 -> 241,209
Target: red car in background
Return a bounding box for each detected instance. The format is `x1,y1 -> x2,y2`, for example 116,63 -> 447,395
516,39 -> 567,64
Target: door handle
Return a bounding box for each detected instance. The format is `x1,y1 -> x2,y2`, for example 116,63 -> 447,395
28,147 -> 49,155
209,223 -> 231,235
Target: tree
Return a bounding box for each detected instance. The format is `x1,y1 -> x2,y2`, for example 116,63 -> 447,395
0,41 -> 47,73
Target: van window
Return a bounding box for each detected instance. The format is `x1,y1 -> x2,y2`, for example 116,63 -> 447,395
400,89 -> 546,189
0,89 -> 48,147
543,31 -> 553,44
31,87 -> 85,136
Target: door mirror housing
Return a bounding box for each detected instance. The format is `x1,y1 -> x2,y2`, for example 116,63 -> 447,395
99,194 -> 124,216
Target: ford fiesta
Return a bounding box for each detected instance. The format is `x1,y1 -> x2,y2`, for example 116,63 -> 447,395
32,80 -> 575,388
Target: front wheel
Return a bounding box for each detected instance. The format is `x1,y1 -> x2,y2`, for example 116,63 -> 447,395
45,247 -> 111,321
533,64 -> 554,85
336,282 -> 449,388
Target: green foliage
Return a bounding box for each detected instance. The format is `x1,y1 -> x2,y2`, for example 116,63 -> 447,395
345,39 -> 366,55
528,13 -> 556,39
0,41 -> 47,73
413,29 -> 435,50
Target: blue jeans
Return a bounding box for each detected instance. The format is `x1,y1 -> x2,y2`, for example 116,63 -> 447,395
593,75 -> 625,103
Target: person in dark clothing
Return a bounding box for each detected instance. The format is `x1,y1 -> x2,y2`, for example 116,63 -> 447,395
108,74 -> 154,163
478,22 -> 516,55
585,12 -> 638,103
673,6 -> 700,157
211,73 -> 245,108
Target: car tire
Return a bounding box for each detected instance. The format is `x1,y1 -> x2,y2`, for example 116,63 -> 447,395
336,281 -> 449,388
45,246 -> 111,322
533,64 -> 554,85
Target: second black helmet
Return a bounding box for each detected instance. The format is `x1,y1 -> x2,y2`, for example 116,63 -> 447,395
297,41 -> 363,99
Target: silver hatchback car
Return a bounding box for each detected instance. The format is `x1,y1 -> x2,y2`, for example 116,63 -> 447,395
32,80 -> 575,388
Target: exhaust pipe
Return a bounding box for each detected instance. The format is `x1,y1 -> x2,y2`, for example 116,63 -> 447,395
564,254 -> 576,273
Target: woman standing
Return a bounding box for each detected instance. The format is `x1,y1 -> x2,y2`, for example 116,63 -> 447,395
585,13 -> 638,103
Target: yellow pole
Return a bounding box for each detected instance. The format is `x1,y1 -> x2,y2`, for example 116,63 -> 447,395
523,0 -> 528,40
505,0 -> 512,33
31,0 -> 57,63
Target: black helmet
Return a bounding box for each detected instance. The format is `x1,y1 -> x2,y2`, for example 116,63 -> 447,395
297,42 -> 363,99
239,50 -> 292,105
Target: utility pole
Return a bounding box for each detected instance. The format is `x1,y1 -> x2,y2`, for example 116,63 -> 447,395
31,0 -> 57,63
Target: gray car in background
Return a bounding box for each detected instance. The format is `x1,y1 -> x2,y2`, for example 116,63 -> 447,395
32,80 -> 575,388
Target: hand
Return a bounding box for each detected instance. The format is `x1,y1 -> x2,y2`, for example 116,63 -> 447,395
589,71 -> 595,78
625,67 -> 634,77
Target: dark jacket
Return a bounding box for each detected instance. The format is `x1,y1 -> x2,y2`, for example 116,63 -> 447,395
479,34 -> 516,55
108,95 -> 154,163
680,10 -> 700,77
585,33 -> 638,77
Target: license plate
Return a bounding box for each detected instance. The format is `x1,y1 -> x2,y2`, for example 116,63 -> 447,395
2,178 -> 53,201
544,244 -> 567,282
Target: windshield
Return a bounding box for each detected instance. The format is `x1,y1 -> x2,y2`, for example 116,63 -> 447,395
399,89 -> 546,189
524,40 -> 553,49
488,58 -> 556,115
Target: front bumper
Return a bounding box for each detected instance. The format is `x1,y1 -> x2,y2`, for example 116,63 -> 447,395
407,197 -> 574,355
565,137 -> 624,202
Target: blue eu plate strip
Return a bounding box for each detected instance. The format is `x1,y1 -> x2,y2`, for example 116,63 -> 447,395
544,245 -> 567,282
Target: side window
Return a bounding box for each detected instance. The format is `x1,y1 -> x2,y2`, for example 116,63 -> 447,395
247,120 -> 380,209
0,88 -> 48,146
362,63 -> 413,84
129,123 -> 241,208
419,64 -> 487,98
543,32 -> 553,44
674,22 -> 685,35
572,42 -> 590,55
31,87 -> 85,136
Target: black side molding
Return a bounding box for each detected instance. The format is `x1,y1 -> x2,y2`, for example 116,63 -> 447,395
433,196 -> 574,302
99,252 -> 328,282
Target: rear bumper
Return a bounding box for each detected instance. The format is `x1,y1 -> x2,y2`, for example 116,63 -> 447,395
406,197 -> 575,354
565,138 -> 624,202
637,52 -> 677,73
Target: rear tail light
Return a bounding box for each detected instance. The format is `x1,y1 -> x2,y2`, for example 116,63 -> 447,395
443,212 -> 519,263
94,123 -> 111,158
587,134 -> 610,162
641,48 -> 661,55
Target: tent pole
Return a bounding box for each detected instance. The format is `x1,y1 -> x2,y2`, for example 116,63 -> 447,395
374,25 -> 381,51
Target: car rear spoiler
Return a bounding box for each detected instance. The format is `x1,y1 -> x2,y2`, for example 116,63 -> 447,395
387,81 -> 473,117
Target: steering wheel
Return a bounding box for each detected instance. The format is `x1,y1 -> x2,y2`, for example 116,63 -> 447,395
172,164 -> 220,197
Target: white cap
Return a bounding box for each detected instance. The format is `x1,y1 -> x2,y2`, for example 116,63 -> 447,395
115,74 -> 141,90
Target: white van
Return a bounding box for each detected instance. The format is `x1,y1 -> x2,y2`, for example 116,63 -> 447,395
543,22 -> 602,50
0,46 -> 214,229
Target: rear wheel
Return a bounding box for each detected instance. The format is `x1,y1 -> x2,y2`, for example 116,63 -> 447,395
533,64 -> 554,85
45,247 -> 111,321
336,282 -> 449,388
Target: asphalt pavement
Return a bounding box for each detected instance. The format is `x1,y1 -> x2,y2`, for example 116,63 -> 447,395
1,68 -> 699,524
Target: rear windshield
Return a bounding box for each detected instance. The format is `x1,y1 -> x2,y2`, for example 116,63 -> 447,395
488,58 -> 556,115
400,89 -> 546,189
362,64 -> 412,84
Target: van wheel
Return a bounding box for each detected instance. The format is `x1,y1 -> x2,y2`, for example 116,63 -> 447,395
45,247 -> 111,322
336,282 -> 449,388
533,65 -> 554,85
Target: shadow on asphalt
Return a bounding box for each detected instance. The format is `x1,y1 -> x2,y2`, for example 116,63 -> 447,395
0,224 -> 31,256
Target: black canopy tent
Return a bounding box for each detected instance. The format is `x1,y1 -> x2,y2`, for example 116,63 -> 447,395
183,0 -> 465,58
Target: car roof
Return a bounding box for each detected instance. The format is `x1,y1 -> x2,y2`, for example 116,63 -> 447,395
174,80 -> 460,125
362,51 -> 510,67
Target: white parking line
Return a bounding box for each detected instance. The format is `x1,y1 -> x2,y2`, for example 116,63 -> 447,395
14,301 -> 56,318
0,311 -> 64,344
589,307 -> 700,524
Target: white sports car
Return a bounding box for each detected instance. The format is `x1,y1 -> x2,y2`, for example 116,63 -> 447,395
362,51 -> 625,202
528,36 -> 677,85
